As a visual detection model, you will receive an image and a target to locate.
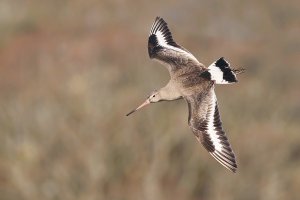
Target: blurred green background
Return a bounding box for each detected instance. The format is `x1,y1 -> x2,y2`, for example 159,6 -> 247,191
0,0 -> 300,199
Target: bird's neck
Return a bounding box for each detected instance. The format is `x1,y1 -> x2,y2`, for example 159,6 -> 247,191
159,82 -> 182,101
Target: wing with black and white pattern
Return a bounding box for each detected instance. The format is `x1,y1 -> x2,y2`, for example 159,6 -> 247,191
185,88 -> 237,172
148,17 -> 200,72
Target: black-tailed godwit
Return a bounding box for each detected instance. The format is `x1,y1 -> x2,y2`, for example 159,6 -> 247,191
127,17 -> 245,172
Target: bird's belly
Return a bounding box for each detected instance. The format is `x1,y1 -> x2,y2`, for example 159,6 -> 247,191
179,78 -> 213,96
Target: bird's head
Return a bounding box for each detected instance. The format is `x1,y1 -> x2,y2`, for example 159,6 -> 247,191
148,90 -> 161,103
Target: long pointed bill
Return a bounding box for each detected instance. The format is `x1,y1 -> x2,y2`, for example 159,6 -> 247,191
126,99 -> 150,116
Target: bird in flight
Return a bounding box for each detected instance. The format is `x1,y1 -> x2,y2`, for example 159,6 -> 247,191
127,17 -> 244,172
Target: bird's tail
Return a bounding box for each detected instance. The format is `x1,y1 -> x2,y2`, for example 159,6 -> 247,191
200,57 -> 245,84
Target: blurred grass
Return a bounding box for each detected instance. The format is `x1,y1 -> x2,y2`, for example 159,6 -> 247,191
0,0 -> 300,200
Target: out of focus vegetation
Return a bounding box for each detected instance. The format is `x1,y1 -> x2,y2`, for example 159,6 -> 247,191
0,0 -> 300,200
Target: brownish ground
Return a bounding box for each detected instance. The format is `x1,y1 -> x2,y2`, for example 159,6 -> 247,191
1,0 -> 300,199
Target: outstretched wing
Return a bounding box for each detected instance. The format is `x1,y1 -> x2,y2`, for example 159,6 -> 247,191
185,88 -> 237,172
148,17 -> 202,73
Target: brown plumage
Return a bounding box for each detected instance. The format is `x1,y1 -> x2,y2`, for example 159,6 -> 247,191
127,17 -> 244,173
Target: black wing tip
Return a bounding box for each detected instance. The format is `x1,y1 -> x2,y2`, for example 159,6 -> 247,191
149,16 -> 182,51
153,17 -> 166,30
154,16 -> 165,24
155,16 -> 163,21
211,151 -> 238,173
231,167 -> 237,173
150,16 -> 167,35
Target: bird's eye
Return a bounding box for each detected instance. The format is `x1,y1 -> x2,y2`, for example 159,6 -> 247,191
153,95 -> 156,97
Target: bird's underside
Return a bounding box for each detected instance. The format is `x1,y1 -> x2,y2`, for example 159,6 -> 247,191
185,88 -> 237,172
144,17 -> 242,172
